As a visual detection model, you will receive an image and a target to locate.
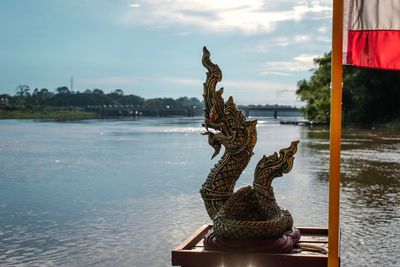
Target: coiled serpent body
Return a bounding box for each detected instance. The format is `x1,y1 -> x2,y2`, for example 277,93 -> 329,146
200,47 -> 298,240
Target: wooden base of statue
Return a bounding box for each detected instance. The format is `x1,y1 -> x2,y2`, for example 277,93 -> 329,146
203,227 -> 301,253
172,225 -> 330,267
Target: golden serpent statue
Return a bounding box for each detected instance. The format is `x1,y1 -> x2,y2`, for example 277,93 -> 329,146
200,47 -> 299,240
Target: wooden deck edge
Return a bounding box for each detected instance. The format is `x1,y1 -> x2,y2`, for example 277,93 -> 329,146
172,250 -> 327,267
173,224 -> 211,251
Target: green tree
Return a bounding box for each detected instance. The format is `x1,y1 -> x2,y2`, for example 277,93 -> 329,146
112,89 -> 124,96
176,97 -> 200,107
56,86 -> 70,95
16,85 -> 30,96
296,52 -> 400,125
92,88 -> 104,95
107,91 -> 144,106
0,94 -> 10,106
343,67 -> 400,124
31,88 -> 53,106
39,88 -> 52,97
296,52 -> 331,122
144,97 -> 177,108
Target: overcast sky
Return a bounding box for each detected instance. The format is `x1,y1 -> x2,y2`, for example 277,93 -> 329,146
0,0 -> 333,106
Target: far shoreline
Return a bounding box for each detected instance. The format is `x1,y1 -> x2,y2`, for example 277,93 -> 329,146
0,110 -> 100,120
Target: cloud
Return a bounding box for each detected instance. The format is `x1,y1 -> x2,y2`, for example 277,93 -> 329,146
119,0 -> 331,34
261,54 -> 317,73
261,71 -> 292,76
129,3 -> 141,8
272,34 -> 312,47
318,26 -> 328,33
294,35 -> 312,43
244,32 -> 319,54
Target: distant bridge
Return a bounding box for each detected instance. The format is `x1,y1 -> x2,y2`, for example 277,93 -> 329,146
85,105 -> 200,117
85,105 -> 300,118
237,106 -> 300,118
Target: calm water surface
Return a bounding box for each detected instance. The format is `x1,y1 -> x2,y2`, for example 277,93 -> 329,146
0,118 -> 399,266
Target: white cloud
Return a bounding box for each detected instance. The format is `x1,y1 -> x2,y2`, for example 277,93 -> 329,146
318,26 -> 328,33
291,1 -> 331,21
261,54 -> 317,73
252,33 -> 314,54
119,0 -> 332,34
261,71 -> 292,76
273,34 -> 312,47
294,35 -> 311,43
271,37 -> 291,47
129,3 -> 141,8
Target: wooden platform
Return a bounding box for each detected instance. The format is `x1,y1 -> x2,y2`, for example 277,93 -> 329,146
172,225 -> 329,267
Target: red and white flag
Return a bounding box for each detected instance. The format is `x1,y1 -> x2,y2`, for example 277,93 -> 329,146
343,0 -> 400,70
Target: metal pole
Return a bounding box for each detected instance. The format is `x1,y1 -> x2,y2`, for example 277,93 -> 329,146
329,0 -> 344,266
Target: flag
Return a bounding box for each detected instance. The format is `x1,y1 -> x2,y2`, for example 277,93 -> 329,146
343,0 -> 400,70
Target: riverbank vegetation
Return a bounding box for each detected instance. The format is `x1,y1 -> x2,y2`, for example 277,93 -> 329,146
0,107 -> 99,120
297,52 -> 400,128
0,86 -> 298,119
0,87 -> 203,119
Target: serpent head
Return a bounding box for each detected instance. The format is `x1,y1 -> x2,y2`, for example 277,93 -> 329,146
254,141 -> 299,184
201,47 -> 257,159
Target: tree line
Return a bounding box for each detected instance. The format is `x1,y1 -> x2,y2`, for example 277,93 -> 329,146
0,86 -> 203,110
296,52 -> 400,125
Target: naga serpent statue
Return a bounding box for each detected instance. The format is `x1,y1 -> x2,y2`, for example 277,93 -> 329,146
200,47 -> 299,242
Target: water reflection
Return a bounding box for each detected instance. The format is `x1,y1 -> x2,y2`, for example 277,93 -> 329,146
300,127 -> 400,266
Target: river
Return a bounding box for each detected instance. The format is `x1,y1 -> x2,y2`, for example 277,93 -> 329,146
0,118 -> 399,266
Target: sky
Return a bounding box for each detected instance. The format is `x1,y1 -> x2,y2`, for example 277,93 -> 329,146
0,0 -> 333,106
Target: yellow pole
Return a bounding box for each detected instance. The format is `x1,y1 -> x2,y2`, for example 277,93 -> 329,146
329,0 -> 344,266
